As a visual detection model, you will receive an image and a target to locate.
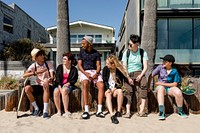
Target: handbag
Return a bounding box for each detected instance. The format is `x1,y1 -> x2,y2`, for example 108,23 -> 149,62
115,77 -> 127,93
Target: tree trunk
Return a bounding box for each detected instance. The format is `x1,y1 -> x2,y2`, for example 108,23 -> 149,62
56,0 -> 70,66
141,0 -> 157,77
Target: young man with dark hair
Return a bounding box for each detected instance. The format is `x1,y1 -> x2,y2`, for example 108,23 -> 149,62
122,34 -> 148,118
78,36 -> 105,119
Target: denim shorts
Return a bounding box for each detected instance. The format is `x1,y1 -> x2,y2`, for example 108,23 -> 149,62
54,86 -> 73,94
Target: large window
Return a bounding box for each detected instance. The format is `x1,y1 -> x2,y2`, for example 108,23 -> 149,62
70,34 -> 102,43
194,18 -> 200,49
142,0 -> 200,8
70,35 -> 77,43
94,35 -> 102,43
169,18 -> 192,49
169,0 -> 193,8
157,18 -> 199,49
3,15 -> 13,34
157,19 -> 168,49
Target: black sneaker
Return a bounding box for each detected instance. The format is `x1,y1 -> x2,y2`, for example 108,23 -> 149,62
32,109 -> 40,117
115,111 -> 122,117
111,115 -> 119,124
82,112 -> 90,119
43,112 -> 49,119
158,112 -> 165,120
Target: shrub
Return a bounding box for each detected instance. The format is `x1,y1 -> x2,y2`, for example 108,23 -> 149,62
0,76 -> 18,90
0,38 -> 45,61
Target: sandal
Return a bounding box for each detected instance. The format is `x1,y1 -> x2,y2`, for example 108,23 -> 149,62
82,112 -> 90,119
136,112 -> 148,117
124,113 -> 131,118
96,112 -> 105,118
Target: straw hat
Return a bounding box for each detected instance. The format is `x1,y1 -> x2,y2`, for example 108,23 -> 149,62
31,48 -> 40,61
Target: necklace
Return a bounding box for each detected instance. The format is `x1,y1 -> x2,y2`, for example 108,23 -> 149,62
63,64 -> 70,73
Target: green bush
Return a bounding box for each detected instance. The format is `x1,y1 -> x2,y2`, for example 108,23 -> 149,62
0,38 -> 45,61
0,76 -> 18,90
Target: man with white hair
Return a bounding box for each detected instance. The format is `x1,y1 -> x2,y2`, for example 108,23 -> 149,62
23,48 -> 54,119
78,36 -> 105,119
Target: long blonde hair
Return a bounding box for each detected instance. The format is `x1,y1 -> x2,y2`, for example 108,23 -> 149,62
107,54 -> 129,79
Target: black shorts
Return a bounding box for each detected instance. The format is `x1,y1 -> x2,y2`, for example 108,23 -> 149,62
32,85 -> 54,97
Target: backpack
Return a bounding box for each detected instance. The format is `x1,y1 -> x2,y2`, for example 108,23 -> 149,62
124,48 -> 144,69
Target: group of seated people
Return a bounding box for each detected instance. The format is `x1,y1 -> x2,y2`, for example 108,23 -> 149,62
23,35 -> 188,124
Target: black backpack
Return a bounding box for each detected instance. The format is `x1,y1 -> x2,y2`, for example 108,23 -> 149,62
123,48 -> 144,69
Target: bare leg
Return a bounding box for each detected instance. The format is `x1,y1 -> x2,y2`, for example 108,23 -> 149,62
54,89 -> 61,113
82,80 -> 90,106
61,88 -> 69,113
157,85 -> 166,106
168,87 -> 183,107
96,81 -> 104,105
113,89 -> 123,112
24,85 -> 35,103
105,91 -> 114,116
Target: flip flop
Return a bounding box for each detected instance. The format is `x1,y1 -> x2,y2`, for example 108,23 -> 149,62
136,112 -> 148,117
123,113 -> 131,118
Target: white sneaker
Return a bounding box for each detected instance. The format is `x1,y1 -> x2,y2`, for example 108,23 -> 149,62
63,112 -> 72,118
54,112 -> 61,117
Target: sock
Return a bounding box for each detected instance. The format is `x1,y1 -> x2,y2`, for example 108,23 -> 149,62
178,106 -> 183,113
31,101 -> 39,110
84,105 -> 89,112
43,103 -> 48,113
97,104 -> 102,113
159,105 -> 165,113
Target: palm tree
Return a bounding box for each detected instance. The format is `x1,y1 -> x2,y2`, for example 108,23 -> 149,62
141,0 -> 157,77
56,0 -> 70,66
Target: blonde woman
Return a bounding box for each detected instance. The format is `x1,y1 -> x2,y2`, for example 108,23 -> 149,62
102,54 -> 133,124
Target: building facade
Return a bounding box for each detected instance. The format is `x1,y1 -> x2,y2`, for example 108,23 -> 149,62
0,1 -> 49,51
118,0 -> 200,76
47,20 -> 116,67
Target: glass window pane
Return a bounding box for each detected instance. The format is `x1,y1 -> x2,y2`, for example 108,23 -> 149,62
194,18 -> 200,49
194,0 -> 200,8
70,35 -> 77,43
78,35 -> 85,43
95,35 -> 102,43
157,19 -> 168,49
169,0 -> 192,8
169,18 -> 192,49
157,0 -> 168,8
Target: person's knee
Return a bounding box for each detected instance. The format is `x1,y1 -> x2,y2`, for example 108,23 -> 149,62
173,88 -> 183,98
25,85 -> 32,94
139,88 -> 147,99
82,81 -> 89,89
54,89 -> 60,97
62,88 -> 68,95
117,89 -> 123,95
157,86 -> 165,93
43,86 -> 50,93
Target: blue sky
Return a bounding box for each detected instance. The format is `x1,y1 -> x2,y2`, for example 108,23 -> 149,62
2,0 -> 127,39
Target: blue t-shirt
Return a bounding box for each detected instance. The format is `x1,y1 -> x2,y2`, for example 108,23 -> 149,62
152,64 -> 181,83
